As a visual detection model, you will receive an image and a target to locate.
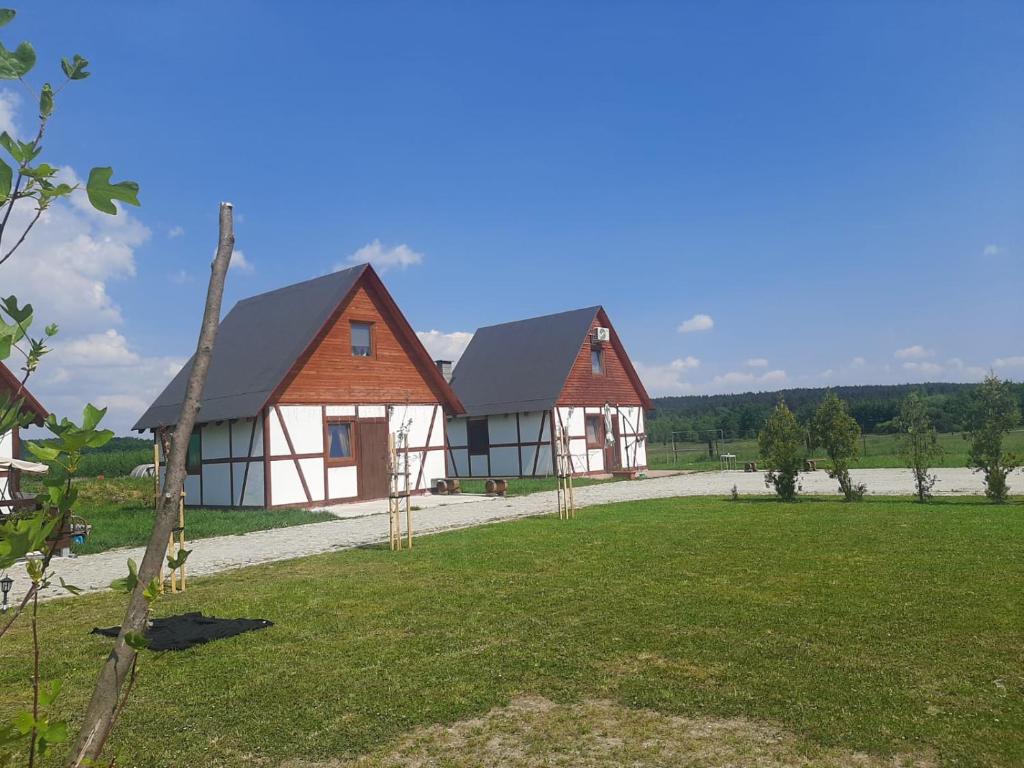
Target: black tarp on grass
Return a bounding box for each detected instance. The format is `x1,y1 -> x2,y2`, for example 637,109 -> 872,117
92,612 -> 272,651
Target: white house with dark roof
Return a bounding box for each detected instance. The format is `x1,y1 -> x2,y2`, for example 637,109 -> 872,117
445,306 -> 652,479
135,264 -> 464,508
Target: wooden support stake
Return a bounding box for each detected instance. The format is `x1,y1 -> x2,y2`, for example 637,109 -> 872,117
178,491 -> 186,591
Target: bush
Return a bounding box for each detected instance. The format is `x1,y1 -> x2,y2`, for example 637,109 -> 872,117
898,391 -> 942,502
758,401 -> 805,501
811,391 -> 864,501
966,374 -> 1021,503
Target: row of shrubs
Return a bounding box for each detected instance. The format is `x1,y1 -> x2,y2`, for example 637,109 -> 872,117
757,374 -> 1021,503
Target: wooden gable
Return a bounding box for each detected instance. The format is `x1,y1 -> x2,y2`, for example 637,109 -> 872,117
557,310 -> 652,408
274,276 -> 452,406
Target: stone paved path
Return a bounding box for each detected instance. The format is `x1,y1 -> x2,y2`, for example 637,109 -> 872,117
20,467 -> 1001,603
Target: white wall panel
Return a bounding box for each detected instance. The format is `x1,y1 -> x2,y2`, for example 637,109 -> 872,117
469,454 -> 488,476
201,463 -> 232,506
534,445 -> 554,475
183,474 -> 201,505
517,411 -> 549,443
489,446 -> 520,477
588,449 -> 604,473
279,406 -> 324,455
268,408 -> 288,456
448,448 -> 468,477
242,462 -> 265,506
395,405 -> 437,449
326,405 -> 356,417
231,419 -> 261,458
488,414 -> 519,444
423,450 -> 446,489
202,422 -> 231,460
1,430 -> 13,459
569,437 -> 588,473
327,465 -> 358,499
270,459 -> 306,505
359,405 -> 386,418
298,457 -> 325,501
447,417 -> 467,446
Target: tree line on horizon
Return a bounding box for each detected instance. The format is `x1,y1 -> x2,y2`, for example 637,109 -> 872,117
647,380 -> 1024,443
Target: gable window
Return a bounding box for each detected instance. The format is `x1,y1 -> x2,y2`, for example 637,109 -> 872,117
585,415 -> 603,449
325,418 -> 356,466
351,321 -> 373,357
186,429 -> 202,475
591,348 -> 604,375
467,418 -> 489,456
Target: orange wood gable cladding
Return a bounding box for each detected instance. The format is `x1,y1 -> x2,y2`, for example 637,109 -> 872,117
0,362 -> 47,425
557,310 -> 653,409
275,277 -> 458,407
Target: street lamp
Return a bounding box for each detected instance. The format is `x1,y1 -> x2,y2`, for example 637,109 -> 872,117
0,572 -> 12,613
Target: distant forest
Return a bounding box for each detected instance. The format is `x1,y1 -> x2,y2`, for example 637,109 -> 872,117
647,381 -> 1024,443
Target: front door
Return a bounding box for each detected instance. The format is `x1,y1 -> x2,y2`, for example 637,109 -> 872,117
604,415 -> 622,471
357,418 -> 390,500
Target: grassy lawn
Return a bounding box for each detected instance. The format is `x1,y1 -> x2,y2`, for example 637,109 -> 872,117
456,474 -> 620,496
647,429 -> 1024,471
1,496 -> 1021,766
20,477 -> 335,555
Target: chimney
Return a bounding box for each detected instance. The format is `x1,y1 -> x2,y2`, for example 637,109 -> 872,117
435,360 -> 453,383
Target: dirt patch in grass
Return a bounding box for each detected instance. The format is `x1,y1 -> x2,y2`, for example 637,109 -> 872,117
284,696 -> 936,768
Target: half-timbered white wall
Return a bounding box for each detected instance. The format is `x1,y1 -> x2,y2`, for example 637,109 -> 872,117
446,405 -> 646,479
446,410 -> 554,478
0,428 -> 14,507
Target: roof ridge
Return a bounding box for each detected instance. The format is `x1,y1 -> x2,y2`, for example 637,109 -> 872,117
234,263 -> 368,306
474,305 -> 600,333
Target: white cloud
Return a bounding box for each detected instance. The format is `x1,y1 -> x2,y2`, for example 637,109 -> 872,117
677,313 -> 714,333
850,356 -> 866,368
168,225 -> 185,238
55,329 -> 140,366
342,239 -> 424,272
745,357 -> 769,368
670,356 -> 700,370
228,248 -> 253,272
0,89 -> 19,136
416,330 -> 474,362
895,345 -> 933,360
634,361 -> 695,395
982,244 -> 1003,256
818,369 -> 835,380
994,355 -> 1024,369
711,369 -> 787,389
902,361 -> 943,375
170,269 -> 193,284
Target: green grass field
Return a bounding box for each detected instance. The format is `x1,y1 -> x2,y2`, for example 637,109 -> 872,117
2,496 -> 1020,766
19,477 -> 335,554
648,429 -> 1024,471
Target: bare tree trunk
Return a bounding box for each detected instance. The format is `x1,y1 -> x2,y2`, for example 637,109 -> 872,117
68,203 -> 235,766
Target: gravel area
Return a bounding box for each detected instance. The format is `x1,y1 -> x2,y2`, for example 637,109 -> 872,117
16,467 -> 1006,604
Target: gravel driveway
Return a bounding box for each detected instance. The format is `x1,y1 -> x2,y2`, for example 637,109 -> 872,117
17,467 -> 1005,604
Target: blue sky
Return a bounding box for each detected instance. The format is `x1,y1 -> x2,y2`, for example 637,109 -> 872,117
5,1 -> 1022,433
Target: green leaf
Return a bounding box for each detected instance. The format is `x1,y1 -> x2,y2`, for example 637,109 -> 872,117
0,131 -> 22,163
58,577 -> 83,596
12,710 -> 34,735
38,680 -> 61,707
39,82 -> 53,119
142,577 -> 160,604
21,162 -> 57,180
60,53 -> 89,80
26,442 -> 60,461
123,630 -> 149,650
110,558 -> 140,593
0,157 -> 11,201
0,40 -> 34,79
0,10 -> 15,28
81,402 -> 106,431
166,547 -> 192,571
86,166 -> 140,214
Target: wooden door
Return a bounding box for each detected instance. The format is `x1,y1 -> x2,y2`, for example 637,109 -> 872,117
357,418 -> 390,500
604,415 -> 622,471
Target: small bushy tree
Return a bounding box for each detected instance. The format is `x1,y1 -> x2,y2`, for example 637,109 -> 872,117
758,401 -> 805,501
811,391 -> 864,500
966,374 -> 1020,503
897,391 -> 942,502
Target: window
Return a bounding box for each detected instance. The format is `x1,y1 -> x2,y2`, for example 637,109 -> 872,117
467,418 -> 489,456
186,430 -> 202,475
351,321 -> 373,357
591,348 -> 604,375
325,418 -> 356,466
585,415 -> 603,449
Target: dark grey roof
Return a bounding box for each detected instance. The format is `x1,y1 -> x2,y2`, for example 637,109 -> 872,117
449,306 -> 600,417
134,265 -> 368,430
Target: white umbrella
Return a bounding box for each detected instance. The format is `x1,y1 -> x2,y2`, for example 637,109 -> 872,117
0,457 -> 48,474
